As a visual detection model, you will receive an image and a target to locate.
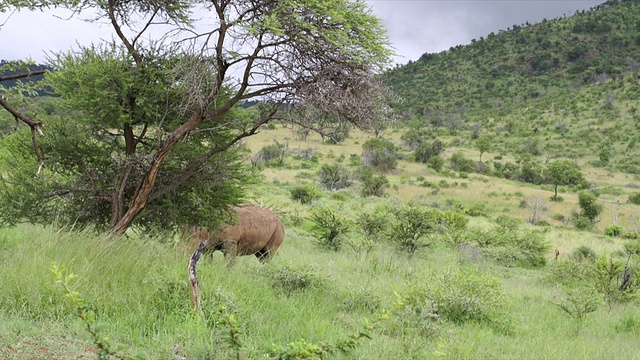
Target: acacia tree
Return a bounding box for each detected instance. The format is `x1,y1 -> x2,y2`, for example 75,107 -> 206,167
543,160 -> 586,200
0,0 -> 392,236
475,134 -> 492,163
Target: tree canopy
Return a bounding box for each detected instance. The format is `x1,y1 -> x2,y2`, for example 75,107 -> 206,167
0,0 -> 393,235
544,160 -> 587,199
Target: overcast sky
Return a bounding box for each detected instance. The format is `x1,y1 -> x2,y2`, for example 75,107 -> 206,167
1,1 -> 606,65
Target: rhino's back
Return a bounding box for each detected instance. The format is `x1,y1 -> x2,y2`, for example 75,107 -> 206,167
224,205 -> 283,254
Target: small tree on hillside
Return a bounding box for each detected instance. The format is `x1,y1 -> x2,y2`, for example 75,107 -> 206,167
475,135 -> 492,163
578,190 -> 603,225
543,160 -> 586,200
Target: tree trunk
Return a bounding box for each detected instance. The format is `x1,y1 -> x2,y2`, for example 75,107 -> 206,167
108,111 -> 203,236
110,123 -> 136,228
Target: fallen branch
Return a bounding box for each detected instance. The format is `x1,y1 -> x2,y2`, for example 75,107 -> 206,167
189,239 -> 207,309
620,256 -> 632,292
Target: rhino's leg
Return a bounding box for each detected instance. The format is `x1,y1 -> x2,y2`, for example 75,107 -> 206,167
222,241 -> 238,266
256,223 -> 284,263
255,247 -> 271,262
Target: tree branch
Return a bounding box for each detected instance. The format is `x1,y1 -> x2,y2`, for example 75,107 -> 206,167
132,7 -> 160,47
107,0 -> 143,66
0,95 -> 46,172
0,70 -> 46,82
149,105 -> 277,201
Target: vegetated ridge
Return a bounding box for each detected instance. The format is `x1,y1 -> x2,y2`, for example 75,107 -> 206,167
382,0 -> 640,174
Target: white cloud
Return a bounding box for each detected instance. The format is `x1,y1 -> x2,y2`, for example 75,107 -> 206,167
365,0 -> 605,64
1,1 -> 606,65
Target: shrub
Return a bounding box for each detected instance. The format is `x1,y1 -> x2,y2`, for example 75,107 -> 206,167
401,128 -> 429,150
553,286 -> 603,322
548,259 -> 592,286
571,245 -> 597,262
495,215 -> 521,232
592,255 -> 638,304
482,246 -> 528,268
465,203 -> 489,217
392,294 -> 440,339
317,163 -> 351,191
469,219 -> 549,268
577,190 -> 603,224
628,193 -> 640,205
309,207 -> 350,251
552,213 -> 568,224
518,158 -> 544,184
449,152 -> 475,173
356,207 -> 391,238
492,161 -> 520,179
624,241 -> 640,256
427,155 -> 445,172
361,138 -> 397,172
550,255 -> 639,305
298,148 -> 319,162
348,153 -> 362,167
329,190 -> 351,202
605,225 -> 623,237
289,184 -> 322,204
415,139 -> 445,163
266,264 -> 326,294
440,210 -> 469,231
571,213 -> 592,230
359,167 -> 389,197
253,141 -> 287,167
389,205 -> 441,253
399,266 -> 511,333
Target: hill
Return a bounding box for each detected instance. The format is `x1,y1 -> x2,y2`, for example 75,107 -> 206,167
381,0 -> 640,174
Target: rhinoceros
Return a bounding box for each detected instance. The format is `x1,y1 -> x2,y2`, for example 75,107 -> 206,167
183,204 -> 285,263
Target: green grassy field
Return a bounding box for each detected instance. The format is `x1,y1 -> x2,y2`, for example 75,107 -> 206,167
2,125 -> 640,359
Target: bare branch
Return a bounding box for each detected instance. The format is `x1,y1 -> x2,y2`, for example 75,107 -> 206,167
0,70 -> 46,82
132,7 -> 160,46
107,0 -> 143,66
189,239 -> 207,309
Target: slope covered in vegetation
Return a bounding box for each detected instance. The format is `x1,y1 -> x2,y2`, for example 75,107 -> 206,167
382,0 -> 640,174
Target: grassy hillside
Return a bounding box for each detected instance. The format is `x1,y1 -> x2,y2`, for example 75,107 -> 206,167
2,126 -> 639,359
382,0 -> 640,176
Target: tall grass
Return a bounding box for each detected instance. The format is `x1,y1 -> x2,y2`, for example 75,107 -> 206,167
1,189 -> 639,359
